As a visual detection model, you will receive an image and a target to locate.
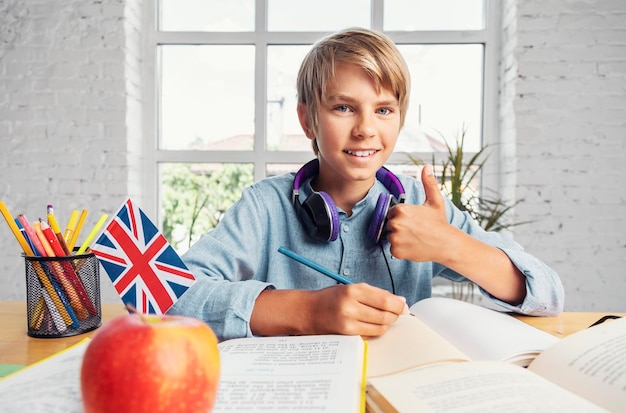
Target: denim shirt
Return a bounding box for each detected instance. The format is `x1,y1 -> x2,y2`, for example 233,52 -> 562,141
168,172 -> 564,341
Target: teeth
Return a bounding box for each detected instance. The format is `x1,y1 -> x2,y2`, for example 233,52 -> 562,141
346,150 -> 376,157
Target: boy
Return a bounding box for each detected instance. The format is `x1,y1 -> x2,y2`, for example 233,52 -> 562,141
169,28 -> 564,341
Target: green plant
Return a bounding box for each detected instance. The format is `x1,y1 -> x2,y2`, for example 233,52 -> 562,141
409,127 -> 529,301
161,163 -> 253,251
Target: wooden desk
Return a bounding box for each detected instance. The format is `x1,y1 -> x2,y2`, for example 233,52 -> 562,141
513,312 -> 624,338
1,301 -> 624,367
0,301 -> 127,366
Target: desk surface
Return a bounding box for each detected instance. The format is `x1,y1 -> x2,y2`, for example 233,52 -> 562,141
1,301 -> 624,366
1,301 -> 127,366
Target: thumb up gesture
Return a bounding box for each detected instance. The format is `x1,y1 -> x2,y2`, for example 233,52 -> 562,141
386,165 -> 457,263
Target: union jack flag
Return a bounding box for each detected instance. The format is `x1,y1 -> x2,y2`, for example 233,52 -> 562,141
91,198 -> 196,314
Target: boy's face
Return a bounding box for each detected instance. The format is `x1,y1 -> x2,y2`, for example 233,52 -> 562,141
299,62 -> 401,191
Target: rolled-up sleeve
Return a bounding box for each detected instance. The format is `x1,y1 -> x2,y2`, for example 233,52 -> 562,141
167,185 -> 277,340
441,196 -> 565,316
481,247 -> 564,315
168,276 -> 273,340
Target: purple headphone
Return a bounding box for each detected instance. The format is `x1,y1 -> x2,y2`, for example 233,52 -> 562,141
293,159 -> 406,244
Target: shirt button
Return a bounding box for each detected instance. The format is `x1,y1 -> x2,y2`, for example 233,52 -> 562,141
343,224 -> 350,232
342,269 -> 350,276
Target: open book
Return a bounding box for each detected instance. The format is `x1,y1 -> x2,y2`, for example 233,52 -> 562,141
366,297 -> 560,378
213,334 -> 366,412
366,298 -> 626,412
0,334 -> 367,413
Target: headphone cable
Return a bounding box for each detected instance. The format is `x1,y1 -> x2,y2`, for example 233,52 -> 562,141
380,244 -> 396,295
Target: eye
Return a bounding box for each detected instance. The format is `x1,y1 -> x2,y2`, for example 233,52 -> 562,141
334,105 -> 351,113
377,107 -> 392,115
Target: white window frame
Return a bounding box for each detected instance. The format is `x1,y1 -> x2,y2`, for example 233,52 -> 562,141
142,0 -> 500,222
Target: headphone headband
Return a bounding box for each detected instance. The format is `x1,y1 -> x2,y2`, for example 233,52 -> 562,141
292,159 -> 320,205
376,166 -> 406,203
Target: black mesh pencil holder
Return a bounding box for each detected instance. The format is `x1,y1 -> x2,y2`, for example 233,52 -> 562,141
24,252 -> 102,338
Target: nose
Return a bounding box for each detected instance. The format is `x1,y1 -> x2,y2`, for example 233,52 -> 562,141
353,113 -> 376,139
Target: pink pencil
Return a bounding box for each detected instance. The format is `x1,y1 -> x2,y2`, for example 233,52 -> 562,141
17,214 -> 48,257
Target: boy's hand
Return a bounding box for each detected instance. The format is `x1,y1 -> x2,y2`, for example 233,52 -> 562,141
384,165 -> 528,305
306,283 -> 407,337
251,284 -> 407,338
386,164 -> 455,263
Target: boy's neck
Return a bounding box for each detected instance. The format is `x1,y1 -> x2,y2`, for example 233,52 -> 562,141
311,175 -> 375,217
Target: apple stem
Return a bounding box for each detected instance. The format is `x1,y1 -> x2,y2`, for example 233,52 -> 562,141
125,303 -> 154,324
125,303 -> 138,314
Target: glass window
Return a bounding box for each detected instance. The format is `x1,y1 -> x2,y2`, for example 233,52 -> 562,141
160,45 -> 255,150
160,163 -> 254,253
267,0 -> 370,31
267,163 -> 301,177
159,0 -> 255,32
399,44 -> 484,153
384,0 -> 485,31
266,45 -> 311,151
152,0 -> 494,248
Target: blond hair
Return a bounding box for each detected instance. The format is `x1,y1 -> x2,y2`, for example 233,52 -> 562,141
296,27 -> 411,154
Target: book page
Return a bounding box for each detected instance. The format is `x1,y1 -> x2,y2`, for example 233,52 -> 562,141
410,297 -> 559,366
0,339 -> 87,413
367,361 -> 608,413
213,334 -> 365,413
528,317 -> 626,412
367,313 -> 469,378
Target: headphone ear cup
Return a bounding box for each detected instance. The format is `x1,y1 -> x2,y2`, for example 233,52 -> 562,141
302,191 -> 340,241
368,193 -> 394,244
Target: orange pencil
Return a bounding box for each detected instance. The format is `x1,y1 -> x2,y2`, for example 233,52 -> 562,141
41,220 -> 97,317
35,221 -> 89,320
33,221 -> 55,256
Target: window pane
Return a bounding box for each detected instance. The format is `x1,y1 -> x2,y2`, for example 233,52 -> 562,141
160,45 -> 255,150
268,0 -> 370,31
398,44 -> 483,153
384,0 -> 485,31
160,163 -> 254,253
159,0 -> 255,32
267,45 -> 311,151
267,163 -> 301,177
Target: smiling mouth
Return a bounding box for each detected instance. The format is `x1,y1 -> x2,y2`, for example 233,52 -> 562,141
345,150 -> 378,157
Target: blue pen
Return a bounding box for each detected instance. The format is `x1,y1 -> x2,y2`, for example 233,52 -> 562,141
14,218 -> 38,255
45,269 -> 80,328
278,246 -> 354,285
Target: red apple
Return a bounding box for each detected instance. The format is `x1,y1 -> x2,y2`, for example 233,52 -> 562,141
80,311 -> 220,413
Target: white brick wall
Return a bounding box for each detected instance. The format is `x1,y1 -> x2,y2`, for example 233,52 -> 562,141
502,0 -> 626,311
0,0 -> 624,311
0,0 -> 143,302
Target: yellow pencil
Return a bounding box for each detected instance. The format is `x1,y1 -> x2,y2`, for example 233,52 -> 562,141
0,200 -> 35,256
68,209 -> 88,252
0,201 -> 73,326
76,213 -> 109,255
31,295 -> 46,330
63,209 -> 79,243
361,340 -> 369,413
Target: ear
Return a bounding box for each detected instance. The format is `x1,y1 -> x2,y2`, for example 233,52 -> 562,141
297,103 -> 315,140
